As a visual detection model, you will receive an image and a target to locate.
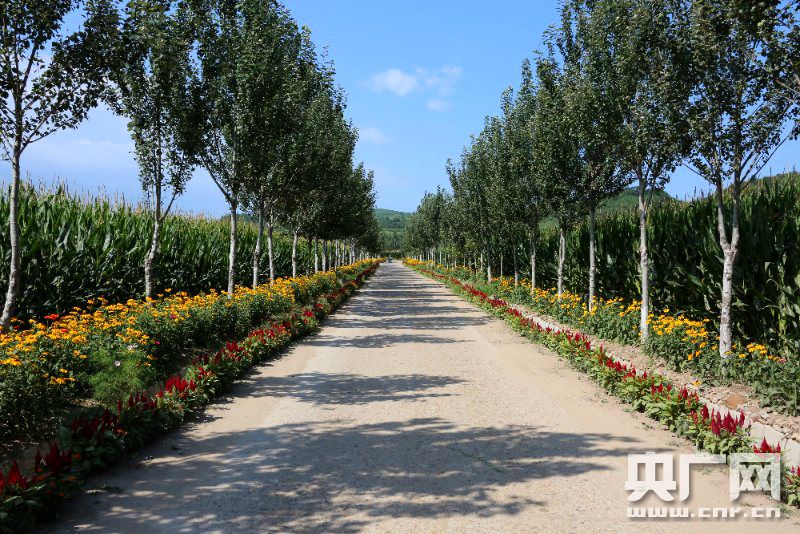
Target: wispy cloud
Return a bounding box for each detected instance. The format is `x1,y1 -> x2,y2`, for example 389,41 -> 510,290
359,126 -> 391,144
365,66 -> 463,111
421,66 -> 462,96
366,68 -> 419,96
426,99 -> 452,112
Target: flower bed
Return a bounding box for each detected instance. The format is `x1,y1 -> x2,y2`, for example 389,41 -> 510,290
0,259 -> 380,530
0,262 -> 381,448
405,260 -> 800,416
404,260 -> 800,507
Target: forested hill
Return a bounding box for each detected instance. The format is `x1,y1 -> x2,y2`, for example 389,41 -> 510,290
597,187 -> 674,214
376,208 -> 412,252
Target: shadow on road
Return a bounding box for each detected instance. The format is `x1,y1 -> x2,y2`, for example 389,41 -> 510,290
68,416 -> 642,533
248,372 -> 465,405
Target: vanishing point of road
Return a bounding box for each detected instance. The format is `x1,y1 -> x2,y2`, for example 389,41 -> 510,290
44,262 -> 797,533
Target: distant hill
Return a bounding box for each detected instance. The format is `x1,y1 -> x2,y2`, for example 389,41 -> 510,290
376,208 -> 413,229
540,187 -> 676,229
376,208 -> 412,253
597,187 -> 674,214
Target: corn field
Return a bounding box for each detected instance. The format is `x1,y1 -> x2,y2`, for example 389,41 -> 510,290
530,173 -> 800,355
0,185 -> 314,320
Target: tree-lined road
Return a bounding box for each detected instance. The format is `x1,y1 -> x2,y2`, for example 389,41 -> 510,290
46,263 -> 796,533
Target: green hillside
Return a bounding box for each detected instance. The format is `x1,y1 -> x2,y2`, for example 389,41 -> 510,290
376,208 -> 412,253
597,187 -> 674,214
540,187 -> 675,229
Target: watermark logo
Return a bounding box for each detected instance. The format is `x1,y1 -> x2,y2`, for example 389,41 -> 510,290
625,452 -> 781,519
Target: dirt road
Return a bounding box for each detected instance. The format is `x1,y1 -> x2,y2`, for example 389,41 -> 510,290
45,262 -> 797,533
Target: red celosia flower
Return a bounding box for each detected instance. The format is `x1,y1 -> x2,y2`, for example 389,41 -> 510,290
753,437 -> 781,454
5,461 -> 28,490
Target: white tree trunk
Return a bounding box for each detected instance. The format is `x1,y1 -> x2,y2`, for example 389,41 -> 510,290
291,229 -> 299,277
144,183 -> 162,301
1,145 -> 23,331
714,178 -> 740,358
557,226 -> 566,298
227,202 -> 238,298
720,249 -> 736,356
252,205 -> 263,288
513,248 -> 519,287
314,237 -> 319,272
638,178 -> 650,343
486,244 -> 492,283
266,213 -> 275,285
529,230 -> 537,293
322,240 -> 328,271
588,207 -> 597,312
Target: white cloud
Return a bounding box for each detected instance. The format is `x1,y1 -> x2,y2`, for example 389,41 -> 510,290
426,99 -> 452,112
422,66 -> 463,96
359,126 -> 391,144
366,68 -> 419,96
365,66 -> 463,111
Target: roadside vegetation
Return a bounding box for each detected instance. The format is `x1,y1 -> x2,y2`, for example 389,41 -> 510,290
0,0 -> 382,526
405,1 -> 799,380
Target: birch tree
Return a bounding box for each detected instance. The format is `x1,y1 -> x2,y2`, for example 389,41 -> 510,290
556,0 -> 628,311
190,0 -> 297,295
611,0 -> 692,341
240,8 -> 302,286
112,0 -> 199,300
531,55 -> 580,297
683,0 -> 797,358
511,59 -> 546,290
0,0 -> 116,329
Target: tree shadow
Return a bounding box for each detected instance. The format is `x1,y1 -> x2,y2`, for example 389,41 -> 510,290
245,372 -> 465,406
55,417 -> 643,533
304,332 -> 465,348
321,267 -> 489,333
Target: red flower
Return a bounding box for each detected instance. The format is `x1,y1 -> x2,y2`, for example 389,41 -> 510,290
753,437 -> 781,454
43,443 -> 72,475
5,461 -> 28,490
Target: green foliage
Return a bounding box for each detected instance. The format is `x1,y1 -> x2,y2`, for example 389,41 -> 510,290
0,184 -> 314,321
532,173 -> 800,355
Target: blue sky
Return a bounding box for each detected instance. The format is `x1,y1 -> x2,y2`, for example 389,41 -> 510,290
3,1 -> 798,215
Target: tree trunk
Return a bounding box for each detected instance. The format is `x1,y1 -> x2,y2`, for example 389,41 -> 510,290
227,201 -> 238,298
252,204 -> 264,288
486,243 -> 492,283
500,253 -> 504,278
720,248 -> 736,357
144,183 -> 162,301
314,237 -> 319,272
307,235 -> 313,274
529,230 -> 537,293
266,212 -> 275,285
322,240 -> 328,271
1,147 -> 23,331
638,177 -> 650,343
291,228 -> 299,277
588,207 -> 597,312
715,178 -> 740,358
513,247 -> 519,287
557,226 -> 566,298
